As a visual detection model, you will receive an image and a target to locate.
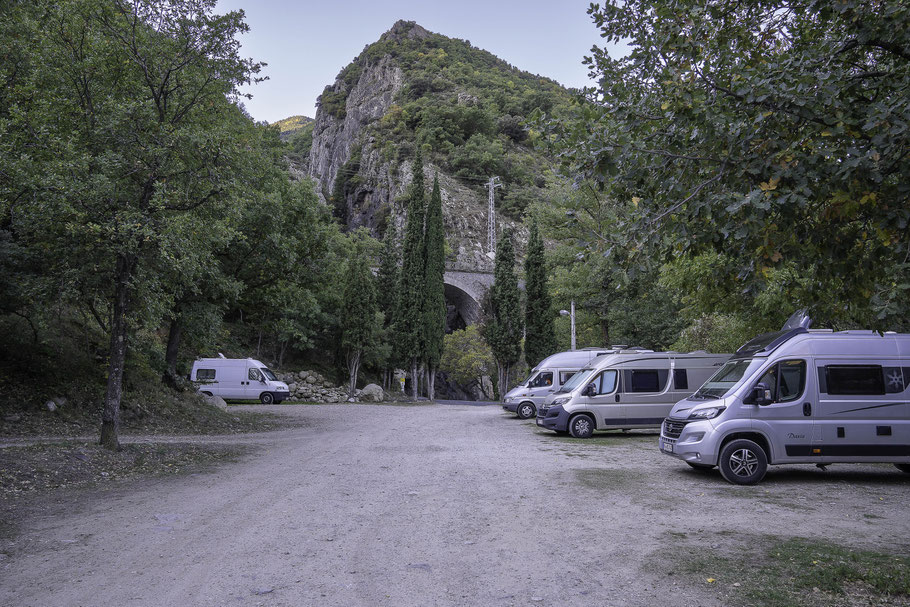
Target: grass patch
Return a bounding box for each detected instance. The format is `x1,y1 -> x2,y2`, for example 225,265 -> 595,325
574,468 -> 640,490
665,534 -> 910,607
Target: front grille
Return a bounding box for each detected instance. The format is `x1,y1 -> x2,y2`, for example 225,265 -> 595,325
662,419 -> 689,439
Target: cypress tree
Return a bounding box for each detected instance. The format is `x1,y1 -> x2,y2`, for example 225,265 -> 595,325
483,229 -> 523,398
523,219 -> 557,367
341,240 -> 379,398
376,215 -> 401,390
395,150 -> 427,399
423,174 -> 446,400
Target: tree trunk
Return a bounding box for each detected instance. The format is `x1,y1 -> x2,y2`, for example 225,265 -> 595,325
410,358 -> 419,400
347,350 -> 361,398
162,315 -> 182,389
601,317 -> 610,346
99,254 -> 135,451
427,364 -> 436,401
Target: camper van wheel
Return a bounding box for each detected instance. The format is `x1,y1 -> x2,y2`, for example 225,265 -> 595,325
568,414 -> 594,439
686,462 -> 715,471
201,391 -> 213,397
718,439 -> 768,485
517,402 -> 536,419
260,392 -> 274,405
895,464 -> 910,474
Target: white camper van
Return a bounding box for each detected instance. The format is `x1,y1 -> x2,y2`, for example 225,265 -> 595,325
536,350 -> 730,437
191,357 -> 290,404
503,348 -> 614,419
659,313 -> 910,484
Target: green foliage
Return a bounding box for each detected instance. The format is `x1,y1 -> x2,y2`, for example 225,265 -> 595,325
483,229 -> 523,392
523,220 -> 557,367
273,115 -> 314,139
331,147 -> 364,222
423,175 -> 446,369
670,314 -> 753,354
394,151 -> 427,374
286,122 -> 315,164
440,326 -> 494,386
341,231 -> 380,394
551,0 -> 910,329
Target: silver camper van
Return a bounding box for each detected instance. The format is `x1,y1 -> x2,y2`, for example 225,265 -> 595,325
191,357 -> 290,404
503,348 -> 614,419
536,350 -> 730,437
659,316 -> 910,484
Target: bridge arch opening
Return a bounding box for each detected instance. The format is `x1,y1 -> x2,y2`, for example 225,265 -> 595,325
444,283 -> 481,332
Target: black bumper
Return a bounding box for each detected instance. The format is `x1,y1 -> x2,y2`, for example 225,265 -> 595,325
535,405 -> 569,432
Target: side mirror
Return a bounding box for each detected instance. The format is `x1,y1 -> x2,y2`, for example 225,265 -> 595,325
749,382 -> 773,406
582,383 -> 596,397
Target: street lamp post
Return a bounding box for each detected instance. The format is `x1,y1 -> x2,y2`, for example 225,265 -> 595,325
559,300 -> 576,351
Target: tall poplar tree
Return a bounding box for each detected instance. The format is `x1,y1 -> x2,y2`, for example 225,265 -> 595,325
483,229 -> 523,398
523,219 -> 557,367
422,175 -> 446,400
341,238 -> 379,397
395,151 -> 427,399
376,215 -> 401,389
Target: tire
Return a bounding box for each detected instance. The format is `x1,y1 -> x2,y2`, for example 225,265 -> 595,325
686,462 -> 715,471
517,401 -> 536,420
895,464 -> 910,474
718,439 -> 768,485
568,414 -> 595,439
260,392 -> 274,404
201,391 -> 213,397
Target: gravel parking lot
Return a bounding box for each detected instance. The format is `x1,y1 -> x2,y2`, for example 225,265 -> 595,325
2,403 -> 908,606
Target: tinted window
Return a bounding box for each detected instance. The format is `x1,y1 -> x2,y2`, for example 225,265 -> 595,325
196,368 -> 215,381
529,372 -> 553,388
673,369 -> 688,390
826,366 -> 885,395
559,371 -> 576,385
757,360 -> 805,402
594,370 -> 618,395
624,369 -> 667,393
778,360 -> 806,402
249,368 -> 263,381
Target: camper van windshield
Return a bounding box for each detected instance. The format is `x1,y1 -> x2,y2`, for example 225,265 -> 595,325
692,359 -> 762,399
261,368 -> 277,381
557,368 -> 595,394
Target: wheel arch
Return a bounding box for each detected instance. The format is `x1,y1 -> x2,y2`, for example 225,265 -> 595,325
718,431 -> 773,464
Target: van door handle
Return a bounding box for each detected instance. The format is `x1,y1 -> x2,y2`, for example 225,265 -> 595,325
803,402 -> 812,417
615,394 -> 620,403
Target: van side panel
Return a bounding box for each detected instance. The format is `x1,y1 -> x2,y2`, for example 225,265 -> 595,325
814,358 -> 910,462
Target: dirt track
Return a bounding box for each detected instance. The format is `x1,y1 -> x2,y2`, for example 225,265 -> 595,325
1,403 -> 908,606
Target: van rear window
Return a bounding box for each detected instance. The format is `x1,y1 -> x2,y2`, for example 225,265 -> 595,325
824,365 -> 884,395
196,368 -> 215,381
624,369 -> 668,393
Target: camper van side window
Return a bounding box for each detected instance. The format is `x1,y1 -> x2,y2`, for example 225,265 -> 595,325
560,371 -> 576,385
625,369 -> 668,393
595,370 -> 618,395
673,369 -> 688,390
249,368 -> 263,381
825,365 -> 885,395
196,369 -> 215,381
756,360 -> 805,402
529,372 -> 553,388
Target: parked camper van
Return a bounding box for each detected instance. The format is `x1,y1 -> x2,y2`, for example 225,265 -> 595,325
659,314 -> 910,484
191,357 -> 290,404
503,348 -> 614,419
536,350 -> 730,437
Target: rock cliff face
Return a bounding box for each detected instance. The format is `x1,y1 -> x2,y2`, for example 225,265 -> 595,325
303,20 -> 543,270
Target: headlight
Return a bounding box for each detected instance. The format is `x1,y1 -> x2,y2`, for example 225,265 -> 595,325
552,396 -> 570,407
688,406 -> 725,420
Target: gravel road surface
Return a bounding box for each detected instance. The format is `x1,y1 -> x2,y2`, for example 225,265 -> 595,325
2,403 -> 908,606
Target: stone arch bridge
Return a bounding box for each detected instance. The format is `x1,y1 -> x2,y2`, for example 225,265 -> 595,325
443,268 -> 493,330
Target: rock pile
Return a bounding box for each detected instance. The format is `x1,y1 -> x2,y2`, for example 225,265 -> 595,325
277,370 -> 372,403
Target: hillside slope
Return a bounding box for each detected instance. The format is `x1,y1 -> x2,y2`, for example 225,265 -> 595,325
288,20 -> 573,270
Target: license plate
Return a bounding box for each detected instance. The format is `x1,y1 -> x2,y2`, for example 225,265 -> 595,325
661,441 -> 674,453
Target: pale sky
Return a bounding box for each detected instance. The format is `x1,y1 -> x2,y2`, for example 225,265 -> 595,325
215,0 -> 624,124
